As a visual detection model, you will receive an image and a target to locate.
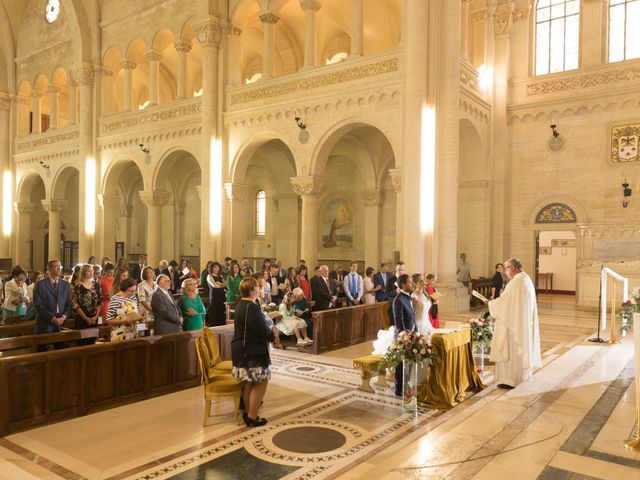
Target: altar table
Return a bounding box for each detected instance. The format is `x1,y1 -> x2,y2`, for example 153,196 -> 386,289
418,328 -> 485,410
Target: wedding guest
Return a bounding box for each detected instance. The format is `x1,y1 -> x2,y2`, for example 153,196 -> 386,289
115,257 -> 128,271
362,267 -> 379,305
72,264 -> 100,342
426,273 -> 440,328
201,260 -> 213,298
490,263 -> 505,300
151,274 -> 182,334
106,278 -> 139,325
226,262 -> 242,304
261,258 -> 272,273
310,265 -> 337,311
137,266 -> 157,324
292,287 -> 312,338
297,265 -> 311,300
130,255 -> 146,283
27,271 -> 44,300
284,267 -> 298,293
343,261 -> 364,306
87,256 -> 96,265
221,257 -> 232,276
167,260 -> 181,294
268,264 -> 285,305
109,267 -> 129,297
259,270 -> 272,305
207,262 -> 227,326
99,263 -> 115,318
411,275 -> 433,336
276,292 -> 312,346
156,259 -> 169,277
100,256 -> 111,269
330,264 -> 346,298
241,259 -> 254,277
179,279 -> 206,331
373,263 -> 392,302
2,266 -> 29,318
275,260 -> 286,279
34,260 -> 71,343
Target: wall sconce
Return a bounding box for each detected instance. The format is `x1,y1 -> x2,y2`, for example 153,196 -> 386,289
550,124 -> 560,137
295,116 -> 309,144
139,144 -> 151,164
294,117 -> 306,130
39,159 -> 51,177
622,180 -> 632,208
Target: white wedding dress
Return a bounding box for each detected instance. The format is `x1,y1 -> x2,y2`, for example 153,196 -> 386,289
412,291 -> 434,336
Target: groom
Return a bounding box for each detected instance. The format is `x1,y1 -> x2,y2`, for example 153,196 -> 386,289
392,274 -> 417,396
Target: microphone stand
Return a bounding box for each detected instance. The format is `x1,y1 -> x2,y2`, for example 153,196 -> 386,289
589,264 -> 606,343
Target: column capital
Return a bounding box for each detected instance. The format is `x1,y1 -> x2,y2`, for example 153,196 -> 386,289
223,182 -> 248,202
97,193 -> 119,209
259,12 -> 280,24
388,168 -> 402,193
138,190 -> 170,207
471,8 -> 488,23
13,202 -> 34,215
47,84 -> 61,94
290,176 -> 328,197
70,65 -> 95,85
0,92 -> 10,111
145,49 -> 163,62
30,91 -> 44,100
300,0 -> 321,12
494,2 -> 518,38
41,199 -> 68,213
361,188 -> 382,207
174,40 -> 193,53
192,15 -> 241,47
120,60 -> 137,70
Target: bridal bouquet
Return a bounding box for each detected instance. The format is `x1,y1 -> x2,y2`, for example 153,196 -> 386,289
467,312 -> 494,346
380,330 -> 434,368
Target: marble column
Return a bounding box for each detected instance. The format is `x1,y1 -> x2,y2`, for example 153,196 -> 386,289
47,85 -> 60,129
300,0 -> 321,69
174,40 -> 192,99
259,12 -> 279,79
351,0 -> 364,57
361,188 -> 381,268
97,194 -> 119,262
0,94 -> 10,259
173,201 -> 185,260
145,50 -> 162,106
120,60 -> 136,111
41,200 -> 66,261
388,168 -> 402,254
291,176 -> 327,270
67,81 -> 78,125
31,92 -> 43,134
138,190 -> 170,267
223,182 -> 248,260
13,202 -> 33,267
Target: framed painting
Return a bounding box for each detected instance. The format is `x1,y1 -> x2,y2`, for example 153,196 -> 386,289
321,197 -> 353,248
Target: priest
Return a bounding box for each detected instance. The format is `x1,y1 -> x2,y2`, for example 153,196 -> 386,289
488,258 -> 541,389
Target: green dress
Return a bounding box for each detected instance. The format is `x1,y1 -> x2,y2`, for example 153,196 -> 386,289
226,275 -> 242,303
179,294 -> 206,331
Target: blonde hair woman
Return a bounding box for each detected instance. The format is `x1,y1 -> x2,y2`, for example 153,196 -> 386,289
178,278 -> 206,331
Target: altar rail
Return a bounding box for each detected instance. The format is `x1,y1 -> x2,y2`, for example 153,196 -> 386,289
0,325 -> 234,436
309,302 -> 387,355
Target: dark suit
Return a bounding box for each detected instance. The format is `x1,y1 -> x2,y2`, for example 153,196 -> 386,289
310,275 -> 336,311
329,270 -> 346,296
34,277 -> 72,334
151,289 -> 182,335
385,274 -> 399,324
131,264 -> 145,283
392,290 -> 417,395
166,268 -> 181,294
373,271 -> 392,302
268,274 -> 285,304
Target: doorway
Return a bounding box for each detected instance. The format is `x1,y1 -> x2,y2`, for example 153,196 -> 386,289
535,230 -> 577,295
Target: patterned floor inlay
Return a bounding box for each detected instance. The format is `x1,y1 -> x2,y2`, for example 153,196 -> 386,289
272,427 -> 347,454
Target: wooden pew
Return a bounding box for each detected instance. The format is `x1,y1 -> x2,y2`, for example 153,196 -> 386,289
470,277 -> 492,309
0,328 -> 104,355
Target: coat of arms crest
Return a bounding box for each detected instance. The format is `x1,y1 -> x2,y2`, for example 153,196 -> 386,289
611,124 -> 640,163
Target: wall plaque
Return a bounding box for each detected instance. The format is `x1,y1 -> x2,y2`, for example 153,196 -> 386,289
593,239 -> 640,261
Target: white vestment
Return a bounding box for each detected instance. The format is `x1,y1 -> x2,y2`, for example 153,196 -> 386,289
488,271 -> 541,387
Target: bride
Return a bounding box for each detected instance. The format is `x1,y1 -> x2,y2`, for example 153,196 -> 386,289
411,276 -> 434,336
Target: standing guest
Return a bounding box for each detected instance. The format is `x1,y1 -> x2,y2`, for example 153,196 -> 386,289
87,256 -> 96,265
268,264 -> 285,305
411,275 -> 433,336
284,267 -> 299,293
490,263 -> 505,300
200,260 -> 213,299
488,258 -> 541,389
92,264 -> 102,287
186,260 -> 198,279
207,262 -> 227,326
292,287 -> 312,338
178,259 -> 191,285
330,264 -> 346,299
69,264 -> 82,286
167,260 -> 181,294
343,261 -> 364,306
226,262 -> 242,304
179,279 -> 206,331
137,266 -> 157,325
373,263 -> 392,302
457,253 -> 471,292
221,257 -> 233,276
385,261 -> 406,324
310,265 -> 337,311
425,273 -> 440,328
261,258 -> 272,273
231,277 -> 276,427
99,263 -> 115,319
297,265 -> 311,300
34,260 -> 71,339
362,267 -> 379,305
109,267 -> 129,297
241,259 -> 254,276
115,257 -> 128,271
151,274 -> 182,335
72,264 -> 100,339
156,259 -> 169,277
100,256 -> 111,269
2,266 -> 29,318
27,271 -> 44,300
392,274 -> 417,396
275,260 -> 286,279
259,270 -> 272,305
130,255 -> 147,283
105,277 -> 139,341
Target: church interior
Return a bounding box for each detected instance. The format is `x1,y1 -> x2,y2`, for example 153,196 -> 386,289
0,0 -> 639,479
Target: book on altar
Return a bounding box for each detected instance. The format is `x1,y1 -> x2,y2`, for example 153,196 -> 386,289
181,267 -> 190,275
472,290 -> 489,304
430,290 -> 445,300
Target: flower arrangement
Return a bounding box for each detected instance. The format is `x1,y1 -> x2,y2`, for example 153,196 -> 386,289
617,287 -> 639,335
467,312 -> 494,347
379,330 -> 435,369
261,302 -> 277,313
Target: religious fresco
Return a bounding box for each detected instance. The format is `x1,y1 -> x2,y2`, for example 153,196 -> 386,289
535,203 -> 577,224
610,123 -> 640,163
322,197 -> 353,248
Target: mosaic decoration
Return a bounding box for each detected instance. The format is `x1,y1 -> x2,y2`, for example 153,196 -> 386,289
610,123 -> 640,163
535,203 -> 577,224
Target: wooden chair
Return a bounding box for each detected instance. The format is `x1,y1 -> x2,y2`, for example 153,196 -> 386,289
200,327 -> 232,375
195,336 -> 242,426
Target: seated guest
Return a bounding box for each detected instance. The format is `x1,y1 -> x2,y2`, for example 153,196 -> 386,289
179,278 -> 206,331
206,262 -> 227,327
226,262 -> 242,304
268,264 -> 285,305
343,261 -> 364,306
373,263 -> 392,302
99,263 -> 115,319
310,265 -> 337,311
275,293 -> 312,346
231,277 -> 276,427
34,260 -> 71,340
363,267 -> 379,304
72,264 -> 100,331
2,266 -> 30,318
151,274 -> 182,335
292,287 -> 312,339
137,266 -> 157,324
106,278 -> 139,326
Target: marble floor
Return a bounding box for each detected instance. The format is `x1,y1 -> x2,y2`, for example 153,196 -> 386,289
1,296 -> 638,480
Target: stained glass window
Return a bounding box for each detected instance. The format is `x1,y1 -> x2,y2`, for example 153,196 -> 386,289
535,0 -> 580,75
535,203 -> 577,223
256,190 -> 266,236
609,0 -> 640,63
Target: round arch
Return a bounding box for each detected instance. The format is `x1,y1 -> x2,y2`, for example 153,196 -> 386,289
152,146 -> 202,190
51,165 -> 80,201
230,132 -> 297,183
17,172 -> 47,203
524,195 -> 589,226
102,157 -> 146,195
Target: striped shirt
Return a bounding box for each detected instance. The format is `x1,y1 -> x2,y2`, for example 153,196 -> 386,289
106,294 -> 139,322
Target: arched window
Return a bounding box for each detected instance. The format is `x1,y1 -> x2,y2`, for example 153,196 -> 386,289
255,190 -> 266,236
609,0 -> 640,62
535,0 -> 580,75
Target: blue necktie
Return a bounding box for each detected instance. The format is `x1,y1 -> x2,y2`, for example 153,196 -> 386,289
350,274 -> 357,299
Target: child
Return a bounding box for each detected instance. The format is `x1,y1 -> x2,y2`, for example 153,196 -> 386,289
276,292 -> 313,346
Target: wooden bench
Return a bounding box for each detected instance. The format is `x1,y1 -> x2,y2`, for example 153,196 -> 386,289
352,354 -> 388,392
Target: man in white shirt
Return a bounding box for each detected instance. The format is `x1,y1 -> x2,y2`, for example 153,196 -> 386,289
343,261 -> 363,306
457,253 -> 471,290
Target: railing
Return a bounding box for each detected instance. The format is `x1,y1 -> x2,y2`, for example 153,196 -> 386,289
600,267 -> 628,342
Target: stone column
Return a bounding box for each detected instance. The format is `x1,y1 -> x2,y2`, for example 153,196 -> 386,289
47,85 -> 60,129
13,202 -> 34,267
361,188 -> 381,268
351,0 -> 364,57
291,176 -> 327,269
0,94 -> 10,259
223,182 -> 248,260
300,0 -> 321,69
173,201 -> 185,259
31,92 -> 43,134
41,200 -> 66,261
388,168 -> 402,253
461,0 -> 472,61
146,50 -> 162,106
174,40 -> 192,99
139,190 -> 170,267
17,95 -> 30,137
259,12 -> 279,79
120,60 -> 136,111
97,194 -> 119,262
67,81 -> 78,125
